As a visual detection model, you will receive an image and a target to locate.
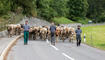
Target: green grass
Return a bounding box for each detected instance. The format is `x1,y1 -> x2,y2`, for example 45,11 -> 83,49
73,17 -> 90,24
52,17 -> 75,24
81,25 -> 105,50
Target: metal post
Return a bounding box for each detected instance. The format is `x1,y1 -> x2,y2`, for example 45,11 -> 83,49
84,33 -> 86,43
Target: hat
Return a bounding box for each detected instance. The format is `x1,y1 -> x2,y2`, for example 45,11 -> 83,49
77,25 -> 81,27
25,20 -> 28,22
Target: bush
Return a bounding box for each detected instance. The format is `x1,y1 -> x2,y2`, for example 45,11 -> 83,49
0,0 -> 10,15
68,0 -> 88,18
52,17 -> 74,24
2,14 -> 11,20
31,10 -> 37,17
72,17 -> 90,24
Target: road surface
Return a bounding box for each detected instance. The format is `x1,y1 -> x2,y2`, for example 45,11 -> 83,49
7,38 -> 105,60
0,36 -> 17,55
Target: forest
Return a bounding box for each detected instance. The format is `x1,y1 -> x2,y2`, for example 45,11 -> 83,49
0,0 -> 105,24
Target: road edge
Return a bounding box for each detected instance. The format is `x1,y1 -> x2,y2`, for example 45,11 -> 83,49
0,34 -> 23,60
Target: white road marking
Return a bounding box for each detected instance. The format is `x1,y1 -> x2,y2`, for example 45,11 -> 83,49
46,39 -> 59,51
46,39 -> 49,44
62,53 -> 75,60
46,39 -> 75,60
50,45 -> 59,51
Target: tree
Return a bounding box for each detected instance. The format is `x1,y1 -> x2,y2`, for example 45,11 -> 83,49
0,0 -> 11,15
36,0 -> 56,20
87,0 -> 105,22
67,0 -> 89,19
36,0 -> 69,20
51,0 -> 69,17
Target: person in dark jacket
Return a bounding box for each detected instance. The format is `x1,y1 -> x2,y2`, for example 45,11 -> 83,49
50,22 -> 56,45
75,25 -> 82,46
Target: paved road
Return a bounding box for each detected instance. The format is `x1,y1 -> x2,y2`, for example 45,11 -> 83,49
0,36 -> 17,56
7,38 -> 105,60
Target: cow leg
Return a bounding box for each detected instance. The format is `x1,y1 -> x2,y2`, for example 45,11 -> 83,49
56,36 -> 58,43
33,33 -> 36,40
62,35 -> 65,42
69,37 -> 71,42
44,34 -> 46,40
8,30 -> 10,38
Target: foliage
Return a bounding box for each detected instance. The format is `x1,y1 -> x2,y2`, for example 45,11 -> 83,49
0,0 -> 11,15
36,0 -> 68,20
72,17 -> 89,24
87,0 -> 105,23
1,0 -> 105,23
52,17 -> 74,24
67,0 -> 89,18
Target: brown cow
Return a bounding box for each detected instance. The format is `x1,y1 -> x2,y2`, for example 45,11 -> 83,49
7,24 -> 20,37
33,26 -> 40,40
56,26 -> 61,43
68,27 -> 76,43
39,27 -> 47,40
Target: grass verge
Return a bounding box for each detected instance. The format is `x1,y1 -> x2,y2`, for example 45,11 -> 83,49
52,17 -> 75,24
81,25 -> 105,50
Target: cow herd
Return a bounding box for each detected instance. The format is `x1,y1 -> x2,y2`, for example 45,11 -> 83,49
7,24 -> 76,42
7,24 -> 22,37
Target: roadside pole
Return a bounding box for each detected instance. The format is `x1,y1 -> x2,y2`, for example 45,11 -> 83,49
84,33 -> 86,43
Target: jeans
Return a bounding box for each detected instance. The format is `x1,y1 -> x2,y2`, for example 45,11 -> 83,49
76,35 -> 81,46
51,32 -> 55,45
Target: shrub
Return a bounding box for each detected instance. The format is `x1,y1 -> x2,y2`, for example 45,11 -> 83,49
52,17 -> 74,24
72,17 -> 90,24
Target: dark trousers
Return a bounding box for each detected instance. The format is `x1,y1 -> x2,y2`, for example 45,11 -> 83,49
76,35 -> 81,46
51,32 -> 55,45
24,31 -> 29,44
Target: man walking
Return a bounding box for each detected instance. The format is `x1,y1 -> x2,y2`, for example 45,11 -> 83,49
23,21 -> 30,45
75,25 -> 82,46
50,22 -> 56,45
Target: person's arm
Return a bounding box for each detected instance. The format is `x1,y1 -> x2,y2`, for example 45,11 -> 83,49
23,25 -> 25,29
75,30 -> 77,33
28,26 -> 30,29
55,26 -> 56,30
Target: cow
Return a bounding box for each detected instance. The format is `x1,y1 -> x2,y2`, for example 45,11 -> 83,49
15,24 -> 22,35
60,26 -> 67,42
47,28 -> 51,40
33,26 -> 40,40
29,27 -> 34,40
68,27 -> 76,43
7,24 -> 13,37
55,26 -> 61,43
39,27 -> 47,40
7,24 -> 19,37
44,26 -> 51,40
